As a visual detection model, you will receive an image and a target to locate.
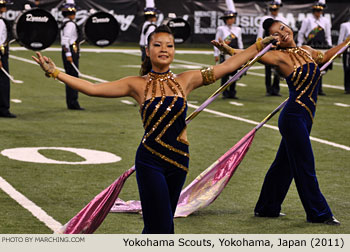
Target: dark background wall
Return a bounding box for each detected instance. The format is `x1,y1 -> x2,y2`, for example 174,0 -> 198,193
7,0 -> 350,46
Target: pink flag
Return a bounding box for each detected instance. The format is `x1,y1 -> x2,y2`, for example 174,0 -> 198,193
110,129 -> 256,217
59,166 -> 135,234
175,128 -> 256,217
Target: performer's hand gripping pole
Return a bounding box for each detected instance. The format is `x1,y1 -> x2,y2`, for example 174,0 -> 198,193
186,43 -> 274,124
255,39 -> 350,130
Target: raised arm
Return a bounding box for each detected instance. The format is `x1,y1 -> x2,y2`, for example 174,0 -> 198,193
211,38 -> 282,67
179,36 -> 278,93
302,36 -> 350,65
32,52 -> 141,101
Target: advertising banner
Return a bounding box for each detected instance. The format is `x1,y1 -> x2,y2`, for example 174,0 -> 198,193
5,0 -> 350,45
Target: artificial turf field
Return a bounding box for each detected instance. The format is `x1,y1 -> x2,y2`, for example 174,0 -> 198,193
0,44 -> 349,234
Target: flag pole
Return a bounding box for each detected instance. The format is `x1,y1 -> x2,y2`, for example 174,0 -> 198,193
185,43 -> 274,124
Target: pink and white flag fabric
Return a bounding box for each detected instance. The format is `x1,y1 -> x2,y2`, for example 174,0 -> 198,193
59,166 -> 135,234
57,42 -> 282,234
175,128 -> 256,217
109,128 -> 256,217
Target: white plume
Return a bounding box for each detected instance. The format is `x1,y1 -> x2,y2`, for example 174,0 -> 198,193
145,0 -> 155,8
225,0 -> 236,13
275,0 -> 282,5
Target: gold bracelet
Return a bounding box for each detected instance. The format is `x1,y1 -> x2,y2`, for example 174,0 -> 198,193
255,38 -> 263,52
346,36 -> 350,43
45,69 -> 60,79
228,47 -> 235,56
200,66 -> 216,85
315,50 -> 324,65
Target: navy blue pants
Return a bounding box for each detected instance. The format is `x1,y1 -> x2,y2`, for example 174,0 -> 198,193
135,154 -> 187,234
265,65 -> 280,95
62,46 -> 80,109
255,109 -> 332,222
343,49 -> 350,92
220,55 -> 237,98
0,52 -> 10,114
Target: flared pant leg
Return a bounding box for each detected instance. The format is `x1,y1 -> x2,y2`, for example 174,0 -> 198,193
254,139 -> 293,216
136,160 -> 187,234
255,113 -> 333,222
280,115 -> 332,222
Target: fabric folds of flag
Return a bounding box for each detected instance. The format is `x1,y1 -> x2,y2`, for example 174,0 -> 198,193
55,42 -> 278,234
58,166 -> 135,234
110,129 -> 256,217
176,128 -> 256,217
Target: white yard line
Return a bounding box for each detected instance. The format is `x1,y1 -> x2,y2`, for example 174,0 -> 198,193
10,55 -> 106,83
229,101 -> 244,106
334,102 -> 350,107
10,47 -> 213,55
0,176 -> 62,232
5,51 -> 348,233
187,103 -> 350,151
237,82 -> 247,87
11,54 -> 350,151
13,48 -> 344,90
121,99 -> 135,105
10,99 -> 22,103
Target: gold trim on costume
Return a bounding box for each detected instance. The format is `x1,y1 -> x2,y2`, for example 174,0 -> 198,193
282,47 -> 321,121
312,6 -> 324,10
315,50 -> 324,65
0,44 -> 5,55
200,66 -> 216,85
255,37 -> 263,52
72,42 -> 78,54
141,71 -> 189,172
45,68 -> 60,79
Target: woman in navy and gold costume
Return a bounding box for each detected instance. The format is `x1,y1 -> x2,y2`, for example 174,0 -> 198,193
32,25 -> 276,233
253,18 -> 348,225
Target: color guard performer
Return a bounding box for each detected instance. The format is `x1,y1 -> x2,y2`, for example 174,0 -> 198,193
214,0 -> 243,99
338,18 -> 350,94
257,0 -> 287,97
297,0 -> 332,95
60,0 -> 83,110
0,0 -> 15,118
139,0 -> 158,62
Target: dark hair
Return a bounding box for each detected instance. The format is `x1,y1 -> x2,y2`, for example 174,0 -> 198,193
262,18 -> 277,36
62,11 -> 76,17
140,25 -> 174,76
262,18 -> 290,37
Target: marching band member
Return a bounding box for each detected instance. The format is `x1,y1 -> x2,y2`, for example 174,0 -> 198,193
33,25 -> 276,233
297,0 -> 332,95
214,0 -> 243,99
139,0 -> 159,62
0,0 -> 15,118
257,0 -> 287,97
60,0 -> 83,110
338,18 -> 350,94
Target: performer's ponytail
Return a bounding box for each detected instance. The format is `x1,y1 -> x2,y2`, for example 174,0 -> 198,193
140,56 -> 152,76
140,25 -> 174,76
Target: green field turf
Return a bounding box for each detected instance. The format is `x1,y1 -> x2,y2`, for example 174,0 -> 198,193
0,45 -> 349,234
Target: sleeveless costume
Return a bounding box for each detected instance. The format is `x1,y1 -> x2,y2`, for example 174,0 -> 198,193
254,47 -> 333,222
135,70 -> 189,233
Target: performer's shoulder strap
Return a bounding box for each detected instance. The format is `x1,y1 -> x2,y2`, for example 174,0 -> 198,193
60,20 -> 82,42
